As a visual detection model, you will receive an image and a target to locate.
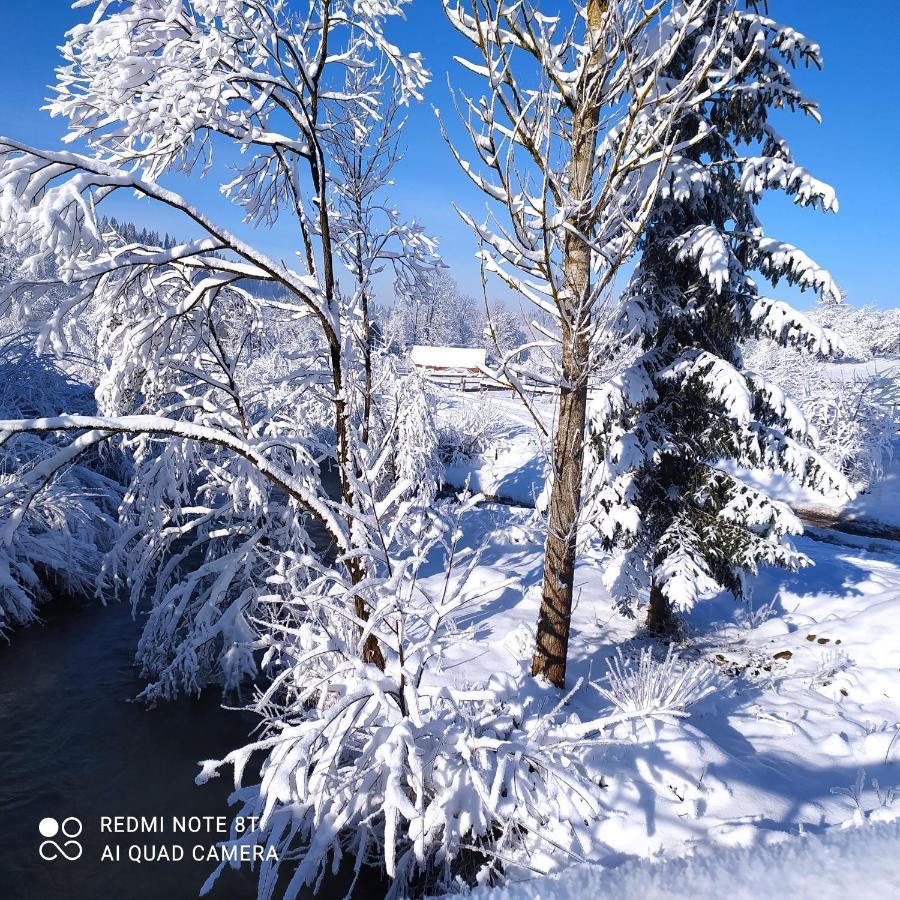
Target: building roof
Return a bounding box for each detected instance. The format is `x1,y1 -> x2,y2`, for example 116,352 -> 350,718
410,345 -> 487,371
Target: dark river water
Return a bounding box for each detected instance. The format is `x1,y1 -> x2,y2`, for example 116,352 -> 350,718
0,592 -> 384,900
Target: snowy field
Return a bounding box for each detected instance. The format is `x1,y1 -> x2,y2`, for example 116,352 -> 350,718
412,502 -> 900,869
427,376 -> 900,892
465,819 -> 900,900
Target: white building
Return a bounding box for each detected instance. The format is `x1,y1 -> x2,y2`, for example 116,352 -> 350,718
410,345 -> 487,388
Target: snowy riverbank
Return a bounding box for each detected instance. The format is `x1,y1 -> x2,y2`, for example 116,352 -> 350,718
436,368 -> 900,533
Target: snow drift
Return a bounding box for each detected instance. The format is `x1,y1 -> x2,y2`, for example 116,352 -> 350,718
464,819 -> 900,900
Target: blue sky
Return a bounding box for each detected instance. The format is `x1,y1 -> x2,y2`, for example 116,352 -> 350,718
0,1 -> 897,309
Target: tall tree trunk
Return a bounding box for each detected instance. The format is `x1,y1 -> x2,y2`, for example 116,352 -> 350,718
531,68 -> 597,687
531,327 -> 589,687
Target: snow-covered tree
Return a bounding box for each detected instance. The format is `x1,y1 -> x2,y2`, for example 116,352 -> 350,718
0,334 -> 121,632
483,301 -> 531,366
805,300 -> 900,361
100,217 -> 179,252
744,337 -> 897,492
444,0 -> 756,686
328,66 -> 441,440
586,3 -> 851,634
873,308 -> 900,356
382,270 -> 484,350
0,0 -> 434,682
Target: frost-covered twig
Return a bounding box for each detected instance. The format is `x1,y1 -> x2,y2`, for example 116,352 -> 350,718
590,645 -> 717,735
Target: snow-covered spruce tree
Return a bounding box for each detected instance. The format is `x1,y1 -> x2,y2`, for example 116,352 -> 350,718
585,3 -> 850,634
443,0 -> 753,687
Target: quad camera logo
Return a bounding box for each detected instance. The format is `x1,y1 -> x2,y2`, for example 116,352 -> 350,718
38,817 -> 83,862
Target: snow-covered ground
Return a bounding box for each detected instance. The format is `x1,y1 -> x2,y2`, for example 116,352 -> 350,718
439,389 -> 552,507
727,457 -> 900,530
437,357 -> 900,529
429,377 -> 900,893
464,818 -> 900,899
421,501 -> 900,891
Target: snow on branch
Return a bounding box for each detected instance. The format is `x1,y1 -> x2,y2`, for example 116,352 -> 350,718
756,238 -> 842,302
0,336 -> 121,632
741,157 -> 838,212
0,413 -> 349,549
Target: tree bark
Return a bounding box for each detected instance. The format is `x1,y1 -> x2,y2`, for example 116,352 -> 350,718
531,328 -> 589,687
646,580 -> 680,638
330,340 -> 386,671
351,563 -> 386,669
531,64 -> 597,687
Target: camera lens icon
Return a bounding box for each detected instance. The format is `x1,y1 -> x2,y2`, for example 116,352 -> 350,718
39,818 -> 60,838
39,816 -> 83,861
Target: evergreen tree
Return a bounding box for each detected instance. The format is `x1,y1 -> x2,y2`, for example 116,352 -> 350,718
587,2 -> 850,634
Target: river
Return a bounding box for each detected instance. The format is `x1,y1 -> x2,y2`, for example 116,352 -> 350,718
0,590 -> 382,899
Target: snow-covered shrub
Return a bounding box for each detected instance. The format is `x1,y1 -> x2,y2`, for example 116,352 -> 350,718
438,399 -> 504,465
197,501 -> 593,896
197,501 -> 702,898
872,308 -> 900,357
0,335 -> 120,632
744,339 -> 896,489
595,646 -> 717,736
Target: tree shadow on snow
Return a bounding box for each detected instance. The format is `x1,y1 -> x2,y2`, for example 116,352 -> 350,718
683,537 -> 884,636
